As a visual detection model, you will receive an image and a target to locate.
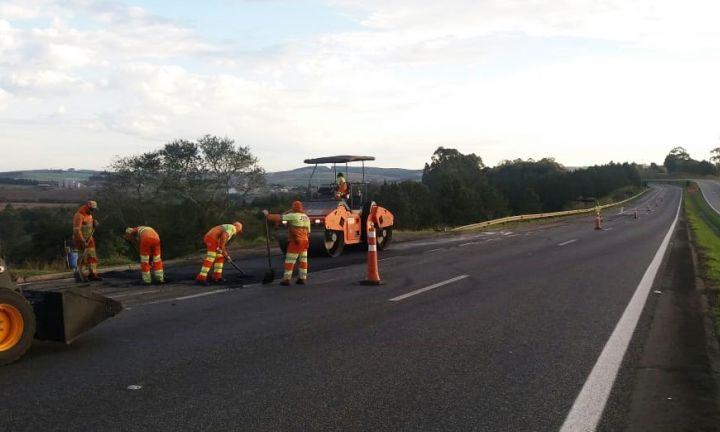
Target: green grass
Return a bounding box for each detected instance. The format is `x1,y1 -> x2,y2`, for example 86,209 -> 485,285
684,183 -> 720,335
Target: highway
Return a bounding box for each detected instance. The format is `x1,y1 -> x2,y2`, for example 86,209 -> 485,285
697,179 -> 720,214
0,185 -> 703,431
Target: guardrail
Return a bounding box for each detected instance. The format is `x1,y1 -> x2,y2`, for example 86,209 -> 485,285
452,188 -> 650,231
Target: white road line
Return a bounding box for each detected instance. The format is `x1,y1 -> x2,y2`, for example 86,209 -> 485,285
425,248 -> 443,253
557,239 -> 577,247
389,275 -> 470,302
175,289 -> 229,301
109,289 -> 160,299
560,192 -> 682,432
459,242 -> 480,247
699,181 -> 720,215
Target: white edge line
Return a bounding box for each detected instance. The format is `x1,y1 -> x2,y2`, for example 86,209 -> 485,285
459,242 -> 479,247
559,190 -> 682,432
557,239 -> 577,247
389,275 -> 470,302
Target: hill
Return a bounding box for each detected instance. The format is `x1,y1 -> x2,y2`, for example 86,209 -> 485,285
265,166 -> 423,187
1,166 -> 423,189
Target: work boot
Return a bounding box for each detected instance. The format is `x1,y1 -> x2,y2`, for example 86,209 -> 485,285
279,279 -> 291,286
211,277 -> 226,284
142,281 -> 152,286
196,279 -> 209,287
73,271 -> 83,283
296,278 -> 306,285
153,279 -> 166,285
88,273 -> 103,282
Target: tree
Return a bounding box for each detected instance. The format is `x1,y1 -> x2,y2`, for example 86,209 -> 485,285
422,147 -> 506,225
100,135 -> 265,257
711,147 -> 720,166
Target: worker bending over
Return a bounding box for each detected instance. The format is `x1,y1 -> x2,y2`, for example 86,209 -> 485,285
72,200 -> 101,282
264,201 -> 310,285
196,222 -> 243,286
125,226 -> 164,285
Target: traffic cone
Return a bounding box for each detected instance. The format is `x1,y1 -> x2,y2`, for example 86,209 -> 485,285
361,222 -> 383,285
595,215 -> 602,230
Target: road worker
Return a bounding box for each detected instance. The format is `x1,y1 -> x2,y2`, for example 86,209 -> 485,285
72,200 -> 101,282
124,226 -> 164,286
264,201 -> 310,285
335,172 -> 349,200
196,221 -> 243,286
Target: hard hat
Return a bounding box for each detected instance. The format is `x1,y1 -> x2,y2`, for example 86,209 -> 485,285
87,200 -> 98,209
292,200 -> 304,212
233,222 -> 243,233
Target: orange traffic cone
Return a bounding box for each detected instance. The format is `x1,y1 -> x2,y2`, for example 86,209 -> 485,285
361,222 -> 383,285
595,215 -> 602,230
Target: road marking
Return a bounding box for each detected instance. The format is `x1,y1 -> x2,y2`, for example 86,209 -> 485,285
557,239 -> 577,247
560,192 -> 682,432
425,248 -> 443,253
389,275 -> 470,302
175,289 -> 229,301
459,242 -> 480,247
109,289 -> 161,299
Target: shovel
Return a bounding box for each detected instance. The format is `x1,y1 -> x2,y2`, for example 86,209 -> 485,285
262,218 -> 276,284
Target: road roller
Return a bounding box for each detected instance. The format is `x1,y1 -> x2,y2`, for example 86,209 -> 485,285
276,155 -> 395,257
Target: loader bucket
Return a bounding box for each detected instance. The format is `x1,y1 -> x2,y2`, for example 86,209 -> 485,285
21,288 -> 123,344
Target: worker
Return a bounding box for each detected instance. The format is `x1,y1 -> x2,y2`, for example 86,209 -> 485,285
72,200 -> 102,282
124,226 -> 164,285
264,201 -> 310,285
335,172 -> 349,200
196,221 -> 243,286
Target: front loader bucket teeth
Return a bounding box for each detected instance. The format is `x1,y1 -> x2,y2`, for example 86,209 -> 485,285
21,288 -> 123,344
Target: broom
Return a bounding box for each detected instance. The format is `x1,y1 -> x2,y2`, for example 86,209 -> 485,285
262,217 -> 276,284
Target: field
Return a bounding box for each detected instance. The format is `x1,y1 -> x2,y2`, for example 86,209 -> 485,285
0,184 -> 96,209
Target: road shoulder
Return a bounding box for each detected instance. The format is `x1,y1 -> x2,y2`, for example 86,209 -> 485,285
601,215 -> 720,431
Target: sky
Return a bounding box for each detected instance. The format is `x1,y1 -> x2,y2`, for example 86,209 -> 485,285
1,0 -> 720,172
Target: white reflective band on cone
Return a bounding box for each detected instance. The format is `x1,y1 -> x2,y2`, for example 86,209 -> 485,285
368,245 -> 377,252
368,231 -> 376,238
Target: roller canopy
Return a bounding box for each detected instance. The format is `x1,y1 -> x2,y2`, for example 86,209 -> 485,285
304,155 -> 375,164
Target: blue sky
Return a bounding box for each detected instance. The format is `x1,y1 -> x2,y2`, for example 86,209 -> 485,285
1,0 -> 720,172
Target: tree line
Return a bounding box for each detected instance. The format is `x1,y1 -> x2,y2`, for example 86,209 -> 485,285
370,147 -> 642,229
1,139 -> 644,268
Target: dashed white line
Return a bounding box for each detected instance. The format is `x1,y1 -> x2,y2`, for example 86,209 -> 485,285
175,289 -> 229,301
389,275 -> 470,302
559,192 -> 682,432
557,239 -> 577,247
459,242 -> 480,247
425,248 -> 443,253
109,289 -> 160,299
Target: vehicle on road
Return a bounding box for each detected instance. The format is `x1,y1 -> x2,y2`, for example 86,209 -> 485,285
0,258 -> 122,365
276,155 -> 394,257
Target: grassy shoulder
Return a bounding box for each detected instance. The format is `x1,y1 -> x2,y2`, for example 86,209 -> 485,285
684,184 -> 720,335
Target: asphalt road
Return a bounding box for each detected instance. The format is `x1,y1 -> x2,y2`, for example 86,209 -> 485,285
1,186 -> 693,431
697,179 -> 720,214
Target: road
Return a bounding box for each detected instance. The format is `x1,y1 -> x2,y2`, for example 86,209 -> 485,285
0,185 -> 699,431
697,179 -> 720,214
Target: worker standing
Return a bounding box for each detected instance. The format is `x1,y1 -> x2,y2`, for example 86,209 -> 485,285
335,172 -> 349,200
196,222 -> 243,286
124,226 -> 164,285
72,200 -> 101,282
264,201 -> 310,286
